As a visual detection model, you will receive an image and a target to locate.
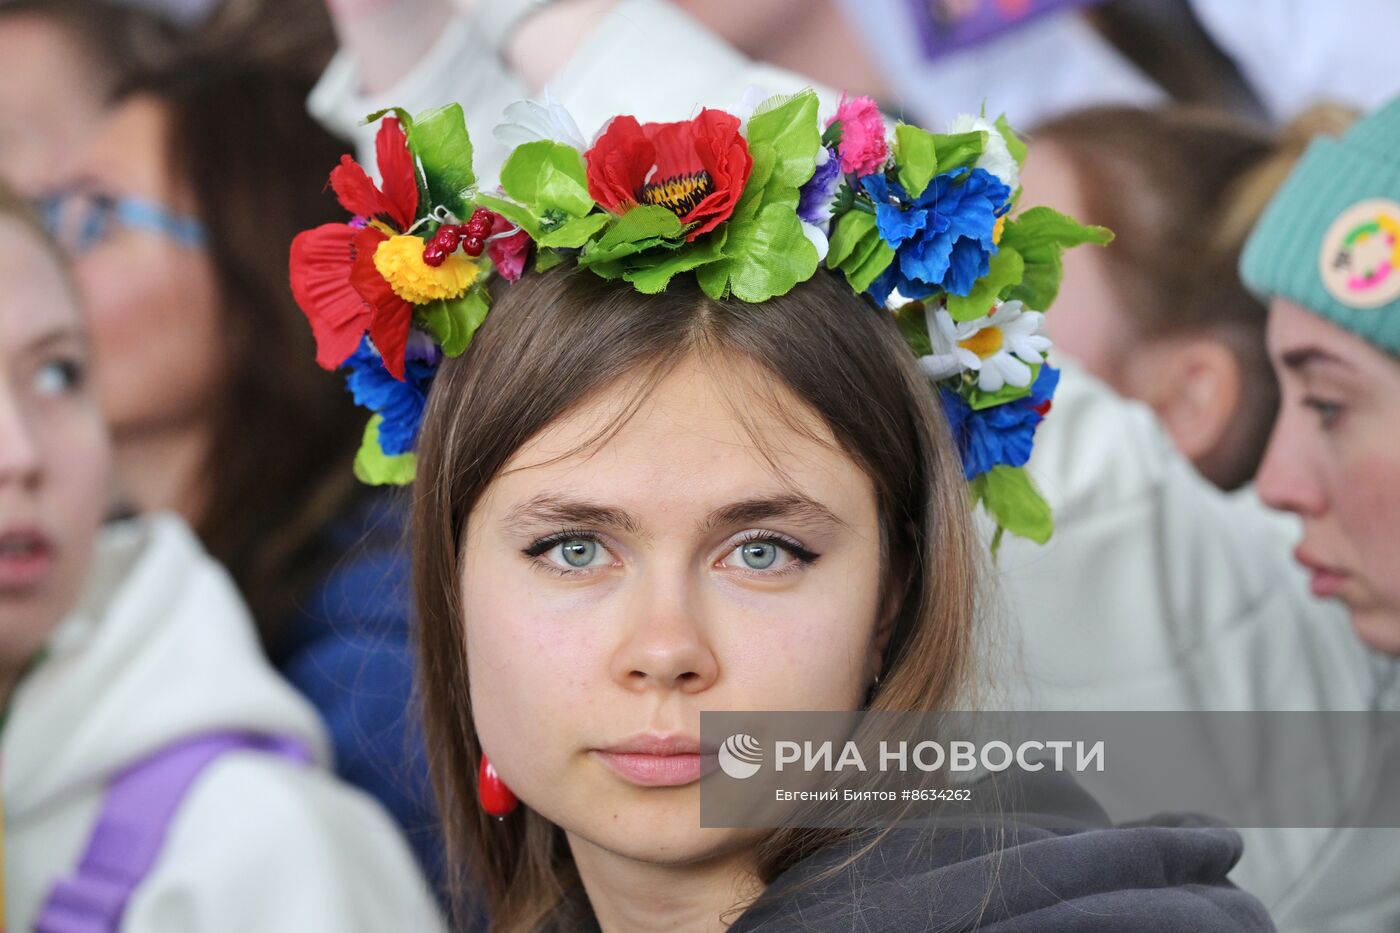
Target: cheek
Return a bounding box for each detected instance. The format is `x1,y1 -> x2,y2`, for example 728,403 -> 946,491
76,244 -> 223,428
1336,441 -> 1400,609
715,554 -> 884,709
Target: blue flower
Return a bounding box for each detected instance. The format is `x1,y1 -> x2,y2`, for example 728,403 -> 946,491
343,336 -> 437,456
940,365 -> 1059,480
862,167 -> 1011,305
798,147 -> 842,226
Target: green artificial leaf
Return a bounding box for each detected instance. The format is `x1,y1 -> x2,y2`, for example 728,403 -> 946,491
995,114 -> 1028,170
894,301 -> 933,357
966,361 -> 1039,411
536,212 -> 610,249
624,234 -> 727,294
475,193 -> 541,240
933,130 -> 986,176
499,140 -> 594,219
999,207 -> 1113,310
821,120 -> 844,150
534,248 -> 566,272
696,202 -> 818,302
418,286 -> 491,357
745,89 -> 821,190
974,465 -> 1053,545
827,209 -> 877,267
894,123 -> 940,198
579,206 -> 685,267
362,107 -> 414,129
409,104 -> 476,219
827,209 -> 895,293
945,247 -> 1024,322
353,416 -> 417,486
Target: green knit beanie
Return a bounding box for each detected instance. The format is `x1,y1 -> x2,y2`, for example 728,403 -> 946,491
1241,95 -> 1400,356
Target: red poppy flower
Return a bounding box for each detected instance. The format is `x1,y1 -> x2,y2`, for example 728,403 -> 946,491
585,109 -> 752,241
290,117 -> 420,379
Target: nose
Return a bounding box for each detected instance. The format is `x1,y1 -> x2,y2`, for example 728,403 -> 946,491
1256,411 -> 1327,518
609,576 -> 719,694
0,385 -> 41,489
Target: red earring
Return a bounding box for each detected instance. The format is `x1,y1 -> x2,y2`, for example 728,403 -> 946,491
479,755 -> 518,818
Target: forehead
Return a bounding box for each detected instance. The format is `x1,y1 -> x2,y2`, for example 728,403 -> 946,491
485,352 -> 873,518
64,94 -> 174,200
1268,298 -> 1375,361
0,219 -> 81,349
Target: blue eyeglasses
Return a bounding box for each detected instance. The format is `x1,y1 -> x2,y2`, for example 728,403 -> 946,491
33,190 -> 209,256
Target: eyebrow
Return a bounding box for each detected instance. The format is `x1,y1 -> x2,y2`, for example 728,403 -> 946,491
1279,347 -> 1353,373
24,327 -> 83,355
503,493 -> 848,539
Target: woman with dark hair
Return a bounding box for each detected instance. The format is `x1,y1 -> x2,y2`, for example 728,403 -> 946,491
46,58 -> 444,889
287,89 -> 1273,931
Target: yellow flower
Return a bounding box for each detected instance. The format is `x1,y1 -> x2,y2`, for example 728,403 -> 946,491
373,234 -> 480,304
992,215 -> 1007,245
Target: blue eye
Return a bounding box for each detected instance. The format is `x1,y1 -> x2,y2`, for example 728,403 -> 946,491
34,359 -> 84,397
559,538 -> 598,567
524,532 -> 614,573
720,534 -> 820,574
739,541 -> 778,569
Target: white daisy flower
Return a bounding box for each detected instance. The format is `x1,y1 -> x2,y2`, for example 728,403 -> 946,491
494,89 -> 587,151
920,300 -> 1051,392
918,304 -> 980,380
947,113 -> 1019,192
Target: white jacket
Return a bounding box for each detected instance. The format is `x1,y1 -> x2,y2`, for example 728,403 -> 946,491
1,514 -> 446,933
995,362 -> 1400,933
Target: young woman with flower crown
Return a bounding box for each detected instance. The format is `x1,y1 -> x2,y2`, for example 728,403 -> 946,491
291,92 -> 1274,931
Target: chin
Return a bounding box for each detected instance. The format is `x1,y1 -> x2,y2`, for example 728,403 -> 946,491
554,787 -> 755,865
1348,606 -> 1400,656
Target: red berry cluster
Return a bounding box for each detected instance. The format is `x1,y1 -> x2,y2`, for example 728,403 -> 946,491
421,208 -> 496,267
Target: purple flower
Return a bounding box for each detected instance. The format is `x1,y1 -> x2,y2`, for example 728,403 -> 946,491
798,147 -> 842,227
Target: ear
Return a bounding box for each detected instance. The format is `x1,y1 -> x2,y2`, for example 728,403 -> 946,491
1132,338 -> 1242,466
870,570 -> 906,680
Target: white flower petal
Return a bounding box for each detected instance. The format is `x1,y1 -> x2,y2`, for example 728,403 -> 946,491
800,220 -> 829,263
948,113 -> 1019,192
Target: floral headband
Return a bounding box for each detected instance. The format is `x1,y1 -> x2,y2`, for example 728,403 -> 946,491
289,90 -> 1110,547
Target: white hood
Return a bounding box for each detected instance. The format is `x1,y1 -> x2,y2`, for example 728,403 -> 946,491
4,513 -> 329,818
3,514 -> 444,932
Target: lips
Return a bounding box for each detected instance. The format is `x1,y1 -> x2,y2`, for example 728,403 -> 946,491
593,733 -> 719,787
0,527 -> 55,591
1294,547 -> 1350,599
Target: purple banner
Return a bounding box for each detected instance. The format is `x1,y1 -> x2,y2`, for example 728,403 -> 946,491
904,0 -> 1104,60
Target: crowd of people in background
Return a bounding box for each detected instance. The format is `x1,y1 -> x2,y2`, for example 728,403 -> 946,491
1,1 -> 1399,931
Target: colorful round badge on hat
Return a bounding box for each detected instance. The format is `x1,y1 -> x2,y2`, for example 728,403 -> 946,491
1319,198 -> 1400,308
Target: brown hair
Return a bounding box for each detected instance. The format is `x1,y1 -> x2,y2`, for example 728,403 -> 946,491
1033,104 -> 1354,489
112,59 -> 369,643
411,266 -> 983,931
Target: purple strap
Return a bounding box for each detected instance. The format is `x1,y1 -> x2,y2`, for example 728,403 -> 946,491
905,0 -> 1105,59
36,732 -> 313,933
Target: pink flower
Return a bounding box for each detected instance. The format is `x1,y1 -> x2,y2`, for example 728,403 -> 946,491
828,93 -> 888,177
487,212 -> 532,282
